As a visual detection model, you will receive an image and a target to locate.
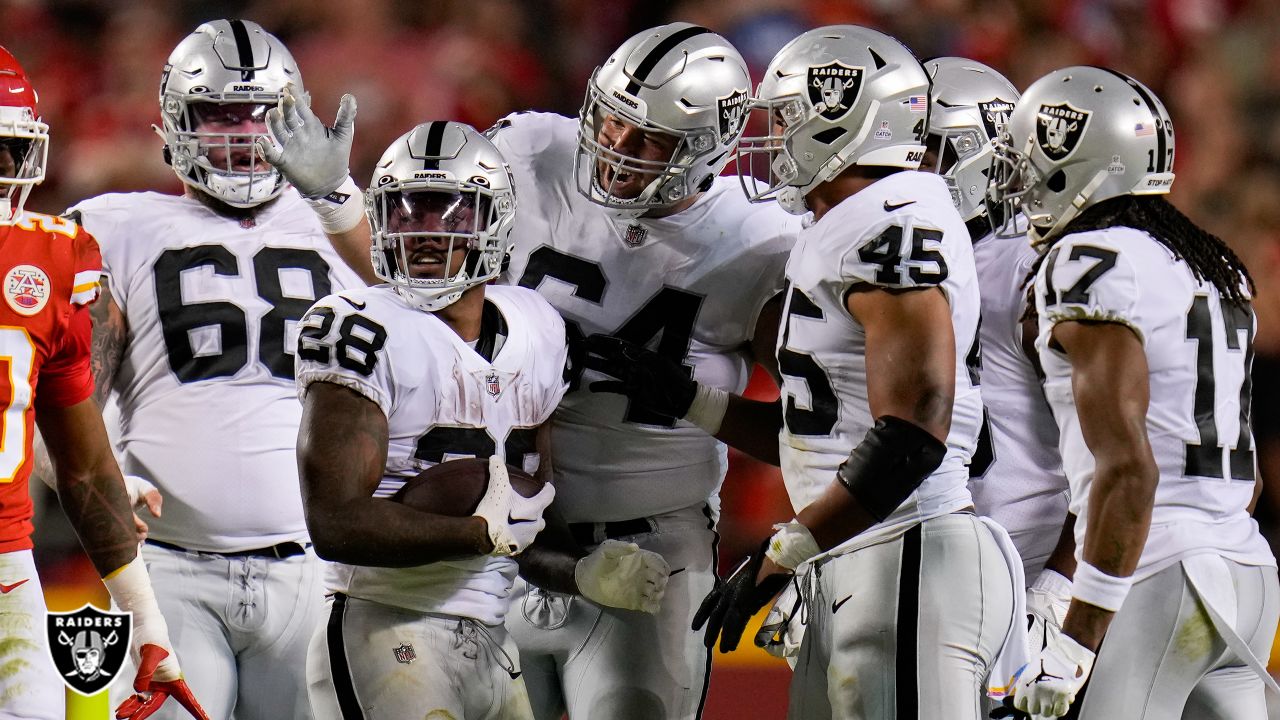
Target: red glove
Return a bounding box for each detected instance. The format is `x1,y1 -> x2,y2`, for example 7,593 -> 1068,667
115,644 -> 210,720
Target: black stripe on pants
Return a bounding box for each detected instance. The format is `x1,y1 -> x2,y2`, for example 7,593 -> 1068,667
896,525 -> 923,719
328,593 -> 365,719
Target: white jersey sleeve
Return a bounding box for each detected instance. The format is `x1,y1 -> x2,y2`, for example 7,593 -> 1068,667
838,209 -> 953,292
1035,231 -> 1145,342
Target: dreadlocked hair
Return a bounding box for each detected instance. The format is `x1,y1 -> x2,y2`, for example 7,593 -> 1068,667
1023,195 -> 1255,314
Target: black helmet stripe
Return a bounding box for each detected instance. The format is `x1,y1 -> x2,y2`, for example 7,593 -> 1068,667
1093,66 -> 1168,173
228,19 -> 256,81
624,26 -> 712,96
420,121 -> 446,170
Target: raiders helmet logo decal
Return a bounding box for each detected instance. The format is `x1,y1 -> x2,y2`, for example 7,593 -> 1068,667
1036,102 -> 1090,160
47,605 -> 132,695
977,98 -> 1016,141
807,62 -> 863,122
716,88 -> 749,144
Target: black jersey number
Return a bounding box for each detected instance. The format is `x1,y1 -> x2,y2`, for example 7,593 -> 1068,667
296,307 -> 388,377
856,225 -> 949,286
153,245 -> 333,382
777,285 -> 839,437
1043,245 -> 1118,307
517,245 -> 704,426
413,426 -> 540,471
1184,295 -> 1255,482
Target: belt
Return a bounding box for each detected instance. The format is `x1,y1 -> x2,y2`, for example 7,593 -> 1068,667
145,538 -> 308,559
568,518 -> 654,547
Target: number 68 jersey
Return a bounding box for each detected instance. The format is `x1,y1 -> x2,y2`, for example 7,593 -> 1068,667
777,171 -> 983,545
295,284 -> 569,624
1034,227 -> 1275,580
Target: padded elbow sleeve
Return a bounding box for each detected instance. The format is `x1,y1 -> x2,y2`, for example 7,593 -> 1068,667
836,416 -> 948,521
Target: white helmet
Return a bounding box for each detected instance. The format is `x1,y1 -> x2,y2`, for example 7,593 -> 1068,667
736,25 -> 930,214
367,122 -> 516,312
159,19 -> 302,207
923,57 -> 1019,222
575,23 -> 751,218
988,66 -> 1175,244
0,45 -> 47,223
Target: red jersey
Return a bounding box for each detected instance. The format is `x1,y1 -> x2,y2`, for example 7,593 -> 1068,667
0,212 -> 100,552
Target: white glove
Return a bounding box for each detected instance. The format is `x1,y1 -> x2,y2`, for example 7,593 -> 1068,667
472,456 -> 553,557
754,576 -> 806,660
257,85 -> 356,199
574,540 -> 670,614
1012,631 -> 1095,718
1027,569 -> 1071,656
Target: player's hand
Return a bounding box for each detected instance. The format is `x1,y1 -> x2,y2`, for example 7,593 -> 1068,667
115,644 -> 209,720
754,576 -> 805,658
582,334 -> 697,419
257,84 -> 356,199
124,475 -> 162,543
1010,631 -> 1095,718
472,455 -> 554,557
692,540 -> 792,653
575,540 -> 670,614
1026,569 -> 1071,657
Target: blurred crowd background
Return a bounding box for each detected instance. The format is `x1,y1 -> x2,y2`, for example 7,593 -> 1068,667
8,0 -> 1280,707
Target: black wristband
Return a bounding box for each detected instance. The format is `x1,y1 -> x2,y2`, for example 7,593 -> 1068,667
836,416 -> 948,521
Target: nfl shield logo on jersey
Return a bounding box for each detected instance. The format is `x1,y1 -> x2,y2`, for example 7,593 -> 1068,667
1036,102 -> 1090,160
46,605 -> 132,695
623,223 -> 647,248
394,643 -> 416,664
486,371 -> 502,398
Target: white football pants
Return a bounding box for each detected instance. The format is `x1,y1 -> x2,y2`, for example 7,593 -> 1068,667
0,550 -> 62,720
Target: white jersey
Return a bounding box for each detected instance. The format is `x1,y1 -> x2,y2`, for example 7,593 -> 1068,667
778,171 -> 982,546
68,190 -> 365,552
970,230 -> 1069,574
1034,226 -> 1274,580
295,284 -> 569,625
490,112 -> 797,522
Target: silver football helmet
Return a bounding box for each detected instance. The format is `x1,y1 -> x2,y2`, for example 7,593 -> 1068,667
367,122 -> 516,312
575,23 -> 751,217
924,57 -> 1019,222
989,66 -> 1174,244
736,25 -> 930,215
159,19 -> 302,207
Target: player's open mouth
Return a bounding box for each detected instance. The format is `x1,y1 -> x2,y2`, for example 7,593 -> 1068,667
599,164 -> 643,197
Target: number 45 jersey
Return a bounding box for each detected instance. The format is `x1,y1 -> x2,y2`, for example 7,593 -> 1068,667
1034,227 -> 1274,579
491,113 -> 799,522
777,171 -> 983,544
67,191 -> 365,551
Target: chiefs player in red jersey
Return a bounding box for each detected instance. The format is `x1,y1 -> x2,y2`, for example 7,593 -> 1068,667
0,46 -> 207,720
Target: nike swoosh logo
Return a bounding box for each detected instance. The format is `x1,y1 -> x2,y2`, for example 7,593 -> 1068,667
341,296 -> 367,310
508,514 -> 534,525
0,579 -> 30,594
883,200 -> 916,212
831,594 -> 852,614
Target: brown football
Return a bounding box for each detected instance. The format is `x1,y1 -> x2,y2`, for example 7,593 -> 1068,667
390,457 -> 543,516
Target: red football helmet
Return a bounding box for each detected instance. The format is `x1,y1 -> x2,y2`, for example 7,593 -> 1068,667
0,45 -> 49,222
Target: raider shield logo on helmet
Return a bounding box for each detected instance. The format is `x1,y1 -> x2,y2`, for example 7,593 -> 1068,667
807,62 -> 863,122
1036,102 -> 1090,160
46,604 -> 132,695
716,89 -> 749,144
977,98 -> 1016,141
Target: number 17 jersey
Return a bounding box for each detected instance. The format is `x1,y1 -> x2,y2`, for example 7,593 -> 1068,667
491,112 -> 798,522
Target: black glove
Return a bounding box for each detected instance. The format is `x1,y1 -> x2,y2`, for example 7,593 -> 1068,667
988,697 -> 1031,719
691,540 -> 792,653
581,334 -> 697,419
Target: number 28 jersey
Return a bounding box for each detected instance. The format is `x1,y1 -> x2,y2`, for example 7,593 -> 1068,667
67,191 -> 365,552
1035,227 -> 1274,579
778,171 -> 982,545
295,285 -> 569,624
490,112 -> 798,522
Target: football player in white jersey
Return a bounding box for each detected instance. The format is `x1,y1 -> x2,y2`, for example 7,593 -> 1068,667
990,66 -> 1278,718
922,57 -> 1076,671
51,20 -> 365,720
296,121 -> 668,720
258,23 -> 797,720
612,26 -> 1024,719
